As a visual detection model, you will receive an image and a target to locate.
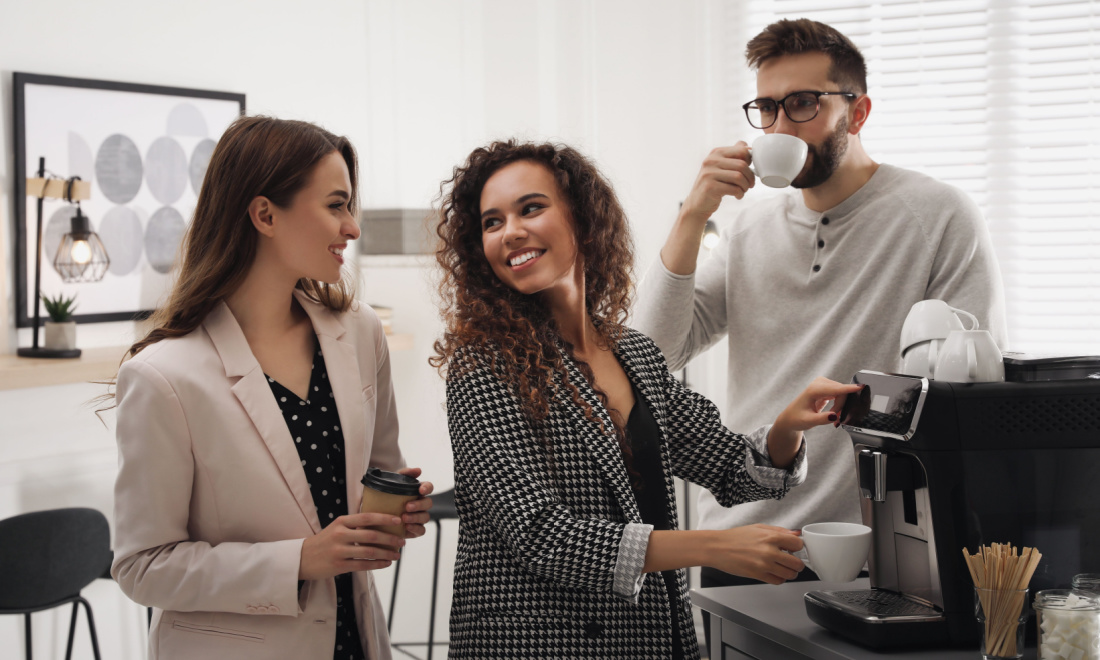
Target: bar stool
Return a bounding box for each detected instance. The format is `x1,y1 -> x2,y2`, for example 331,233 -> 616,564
388,488 -> 457,660
0,508 -> 111,660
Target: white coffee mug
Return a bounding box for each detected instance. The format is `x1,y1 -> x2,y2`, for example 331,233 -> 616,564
901,338 -> 947,380
750,134 -> 808,188
800,522 -> 872,583
899,299 -> 979,356
933,330 -> 1005,383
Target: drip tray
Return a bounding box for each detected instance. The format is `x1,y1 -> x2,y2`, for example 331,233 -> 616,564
805,589 -> 951,649
806,589 -> 945,622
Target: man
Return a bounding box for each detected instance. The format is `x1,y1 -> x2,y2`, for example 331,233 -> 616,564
635,18 -> 1007,592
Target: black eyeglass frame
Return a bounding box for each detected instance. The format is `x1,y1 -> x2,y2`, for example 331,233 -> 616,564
742,90 -> 857,129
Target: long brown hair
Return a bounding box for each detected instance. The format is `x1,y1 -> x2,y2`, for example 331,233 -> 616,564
104,116 -> 358,398
431,140 -> 634,442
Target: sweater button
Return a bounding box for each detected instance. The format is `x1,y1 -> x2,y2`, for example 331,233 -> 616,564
821,217 -> 830,225
818,239 -> 825,248
584,620 -> 605,638
812,265 -> 821,272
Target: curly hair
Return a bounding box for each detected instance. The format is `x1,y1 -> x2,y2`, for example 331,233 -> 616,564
431,140 -> 635,443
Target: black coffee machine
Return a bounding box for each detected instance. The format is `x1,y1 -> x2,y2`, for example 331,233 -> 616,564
804,370 -> 1100,649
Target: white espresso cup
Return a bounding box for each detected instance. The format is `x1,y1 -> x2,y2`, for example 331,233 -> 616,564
901,338 -> 947,380
750,134 -> 808,188
800,522 -> 872,583
933,330 -> 1005,383
899,299 -> 979,355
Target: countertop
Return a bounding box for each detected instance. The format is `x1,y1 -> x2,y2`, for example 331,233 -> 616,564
692,579 -> 1036,659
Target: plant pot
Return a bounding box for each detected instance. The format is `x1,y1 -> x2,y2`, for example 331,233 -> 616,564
44,321 -> 77,351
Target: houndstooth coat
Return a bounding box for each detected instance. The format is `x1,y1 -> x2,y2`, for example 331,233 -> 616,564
445,327 -> 801,659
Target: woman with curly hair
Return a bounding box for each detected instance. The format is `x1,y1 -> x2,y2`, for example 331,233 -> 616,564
432,140 -> 860,659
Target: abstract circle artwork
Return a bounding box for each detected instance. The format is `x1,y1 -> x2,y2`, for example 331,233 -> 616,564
94,134 -> 144,204
145,136 -> 188,205
189,139 -> 217,197
98,206 -> 144,276
145,206 -> 187,274
167,102 -> 209,137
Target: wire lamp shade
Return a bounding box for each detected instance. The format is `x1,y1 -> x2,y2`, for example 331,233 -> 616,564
54,206 -> 109,282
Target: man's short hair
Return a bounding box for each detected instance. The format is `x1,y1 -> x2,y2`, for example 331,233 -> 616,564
746,18 -> 868,95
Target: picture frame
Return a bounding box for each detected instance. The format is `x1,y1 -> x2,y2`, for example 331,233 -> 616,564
12,73 -> 245,327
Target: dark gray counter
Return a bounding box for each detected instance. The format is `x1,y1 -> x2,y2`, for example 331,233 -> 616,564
692,579 -> 1036,660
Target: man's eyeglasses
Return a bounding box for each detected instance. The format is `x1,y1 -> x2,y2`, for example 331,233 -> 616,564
742,91 -> 857,129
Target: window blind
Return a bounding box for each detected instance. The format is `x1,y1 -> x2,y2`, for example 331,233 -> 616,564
717,0 -> 1100,355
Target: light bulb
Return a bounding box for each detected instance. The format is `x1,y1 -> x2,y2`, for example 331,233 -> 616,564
702,232 -> 720,250
70,239 -> 92,265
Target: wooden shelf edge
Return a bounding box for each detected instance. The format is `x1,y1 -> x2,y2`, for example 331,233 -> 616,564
0,334 -> 415,392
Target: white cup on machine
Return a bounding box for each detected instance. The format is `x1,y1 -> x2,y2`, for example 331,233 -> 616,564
750,134 -> 808,188
933,330 -> 1005,383
899,300 -> 980,380
798,522 -> 872,583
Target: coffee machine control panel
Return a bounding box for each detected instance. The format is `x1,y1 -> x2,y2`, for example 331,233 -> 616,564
839,371 -> 928,441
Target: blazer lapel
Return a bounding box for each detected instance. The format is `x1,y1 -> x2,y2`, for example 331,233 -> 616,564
204,302 -> 323,534
558,344 -> 643,524
614,335 -> 680,526
295,291 -> 366,512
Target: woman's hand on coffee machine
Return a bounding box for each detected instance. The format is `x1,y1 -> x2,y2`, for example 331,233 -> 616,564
769,378 -> 865,468
395,467 -> 434,539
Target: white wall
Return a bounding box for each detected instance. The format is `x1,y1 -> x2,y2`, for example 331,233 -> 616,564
1,0 -> 728,657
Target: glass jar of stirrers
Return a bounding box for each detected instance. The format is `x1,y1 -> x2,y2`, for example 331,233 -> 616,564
964,543 -> 1043,660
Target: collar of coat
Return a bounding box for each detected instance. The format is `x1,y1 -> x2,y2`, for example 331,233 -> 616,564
554,329 -> 673,526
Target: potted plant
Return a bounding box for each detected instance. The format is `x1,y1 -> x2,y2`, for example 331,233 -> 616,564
41,292 -> 78,351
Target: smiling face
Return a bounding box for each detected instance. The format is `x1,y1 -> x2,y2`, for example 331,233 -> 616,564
479,160 -> 581,299
757,51 -> 855,188
269,150 -> 360,284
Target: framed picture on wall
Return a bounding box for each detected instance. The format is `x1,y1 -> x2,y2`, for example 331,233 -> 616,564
12,73 -> 245,327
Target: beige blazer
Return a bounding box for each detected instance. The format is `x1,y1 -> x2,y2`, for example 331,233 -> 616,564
112,290 -> 403,660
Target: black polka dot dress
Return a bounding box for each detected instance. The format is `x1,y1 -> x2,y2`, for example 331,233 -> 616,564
267,341 -> 365,660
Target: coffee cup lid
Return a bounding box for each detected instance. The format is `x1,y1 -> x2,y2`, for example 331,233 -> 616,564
361,467 -> 420,496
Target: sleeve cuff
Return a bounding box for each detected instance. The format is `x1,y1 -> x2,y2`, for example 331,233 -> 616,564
612,523 -> 654,602
741,424 -> 808,490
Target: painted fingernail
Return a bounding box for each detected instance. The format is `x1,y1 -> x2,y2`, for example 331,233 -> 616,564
828,413 -> 838,422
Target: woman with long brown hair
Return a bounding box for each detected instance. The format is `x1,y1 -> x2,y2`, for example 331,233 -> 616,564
110,116 -> 433,660
433,140 -> 860,659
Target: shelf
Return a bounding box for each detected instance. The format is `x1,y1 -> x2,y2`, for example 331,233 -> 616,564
0,334 -> 415,392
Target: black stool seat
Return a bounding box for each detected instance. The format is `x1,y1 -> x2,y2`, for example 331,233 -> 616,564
427,489 -> 457,521
0,507 -> 111,660
389,488 -> 457,660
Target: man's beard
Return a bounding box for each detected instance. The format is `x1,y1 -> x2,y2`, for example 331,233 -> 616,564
792,117 -> 849,189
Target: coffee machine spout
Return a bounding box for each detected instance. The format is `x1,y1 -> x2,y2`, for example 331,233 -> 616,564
859,450 -> 888,502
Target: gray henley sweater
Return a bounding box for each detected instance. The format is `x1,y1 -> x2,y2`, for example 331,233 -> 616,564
635,163 -> 1007,533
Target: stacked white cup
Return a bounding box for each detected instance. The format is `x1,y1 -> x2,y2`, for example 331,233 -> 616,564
900,300 -> 978,379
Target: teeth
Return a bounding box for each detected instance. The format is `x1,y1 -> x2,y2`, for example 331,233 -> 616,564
509,250 -> 542,267
329,247 -> 344,256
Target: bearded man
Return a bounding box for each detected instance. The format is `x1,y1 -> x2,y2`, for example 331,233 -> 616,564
635,18 -> 1007,594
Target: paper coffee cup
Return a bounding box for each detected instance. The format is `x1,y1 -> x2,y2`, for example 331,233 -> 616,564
360,467 -> 421,539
